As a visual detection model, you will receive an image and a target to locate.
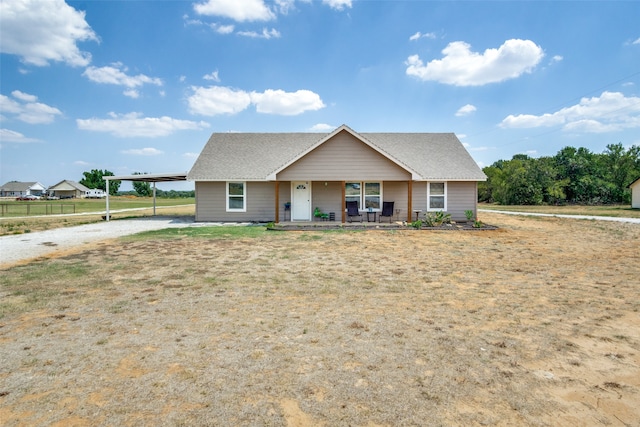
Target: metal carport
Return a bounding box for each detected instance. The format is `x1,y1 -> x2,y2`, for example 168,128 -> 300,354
103,173 -> 188,221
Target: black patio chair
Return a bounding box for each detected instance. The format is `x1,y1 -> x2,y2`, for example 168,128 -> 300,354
379,201 -> 394,223
346,200 -> 362,222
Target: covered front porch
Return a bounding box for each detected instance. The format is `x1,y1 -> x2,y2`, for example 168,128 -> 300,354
273,180 -> 416,224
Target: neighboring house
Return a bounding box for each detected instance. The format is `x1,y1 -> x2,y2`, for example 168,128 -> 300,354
47,180 -> 90,199
0,181 -> 46,197
629,177 -> 640,209
187,125 -> 486,223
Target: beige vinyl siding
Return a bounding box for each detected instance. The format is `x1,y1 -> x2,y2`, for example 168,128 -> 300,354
277,130 -> 411,181
195,181 -> 276,222
409,181 -> 477,221
380,181 -> 409,221
446,181 -> 477,220
631,181 -> 640,209
278,181 -> 292,222
412,182 -> 428,218
310,181 -> 343,219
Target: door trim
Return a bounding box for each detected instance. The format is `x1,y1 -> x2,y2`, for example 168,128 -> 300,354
291,181 -> 311,221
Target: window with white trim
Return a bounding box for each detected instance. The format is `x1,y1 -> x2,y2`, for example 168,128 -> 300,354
427,182 -> 446,211
345,182 -> 382,210
226,181 -> 246,212
345,182 -> 361,209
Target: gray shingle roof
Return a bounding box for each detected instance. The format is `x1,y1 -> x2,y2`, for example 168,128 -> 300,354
48,180 -> 90,192
0,181 -> 43,191
187,126 -> 486,181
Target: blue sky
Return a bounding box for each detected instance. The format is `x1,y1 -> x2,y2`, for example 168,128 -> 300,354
1,0 -> 639,191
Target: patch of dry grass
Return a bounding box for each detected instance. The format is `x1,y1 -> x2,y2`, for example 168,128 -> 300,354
0,213 -> 639,426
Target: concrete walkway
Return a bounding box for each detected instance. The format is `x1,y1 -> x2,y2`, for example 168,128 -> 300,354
479,209 -> 640,224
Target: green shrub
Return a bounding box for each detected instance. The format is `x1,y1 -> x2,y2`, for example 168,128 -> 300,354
464,210 -> 474,221
424,211 -> 451,227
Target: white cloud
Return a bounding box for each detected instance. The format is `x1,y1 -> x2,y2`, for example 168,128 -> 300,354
74,160 -> 90,166
409,31 -> 436,41
188,86 -> 252,116
203,70 -> 221,82
0,94 -> 21,115
455,104 -> 477,117
123,89 -> 140,99
183,152 -> 199,158
11,90 -> 37,103
0,0 -> 98,67
500,91 -> 640,133
83,63 -> 163,89
77,112 -> 210,137
632,37 -> 640,45
250,89 -> 325,115
187,86 -> 325,116
0,128 -> 40,143
323,0 -> 352,11
193,0 -> 276,21
237,28 -> 281,39
309,123 -> 335,132
406,39 -> 544,86
551,55 -> 563,63
121,147 -> 164,156
0,92 -> 62,124
215,24 -> 235,34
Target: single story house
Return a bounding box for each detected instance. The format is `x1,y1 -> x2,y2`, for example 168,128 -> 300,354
187,125 -> 487,223
0,181 -> 46,197
629,177 -> 640,209
47,180 -> 90,199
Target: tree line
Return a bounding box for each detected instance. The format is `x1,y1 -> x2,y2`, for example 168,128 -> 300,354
479,143 -> 640,205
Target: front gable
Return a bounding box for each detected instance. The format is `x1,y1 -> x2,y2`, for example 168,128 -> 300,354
276,129 -> 412,181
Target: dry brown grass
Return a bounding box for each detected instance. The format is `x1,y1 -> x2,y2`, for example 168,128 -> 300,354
1,213 -> 639,426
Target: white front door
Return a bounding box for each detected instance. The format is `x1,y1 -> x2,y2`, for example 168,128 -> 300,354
292,181 -> 311,221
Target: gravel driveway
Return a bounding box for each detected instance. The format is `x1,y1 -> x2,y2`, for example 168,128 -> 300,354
0,216 -> 196,268
479,209 -> 640,223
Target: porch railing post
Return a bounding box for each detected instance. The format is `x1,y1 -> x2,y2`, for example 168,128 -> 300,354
407,180 -> 413,223
275,181 -> 280,223
341,181 -> 346,223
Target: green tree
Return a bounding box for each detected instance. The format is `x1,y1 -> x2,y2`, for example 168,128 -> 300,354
79,169 -> 120,195
599,143 -> 640,204
132,172 -> 153,197
555,146 -> 592,203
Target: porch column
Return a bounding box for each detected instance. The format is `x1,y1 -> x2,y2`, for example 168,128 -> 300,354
152,182 -> 156,216
407,180 -> 413,222
341,181 -> 346,223
275,181 -> 280,223
105,179 -> 110,221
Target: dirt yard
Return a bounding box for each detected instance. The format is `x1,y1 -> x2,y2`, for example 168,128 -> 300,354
1,212 -> 638,426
